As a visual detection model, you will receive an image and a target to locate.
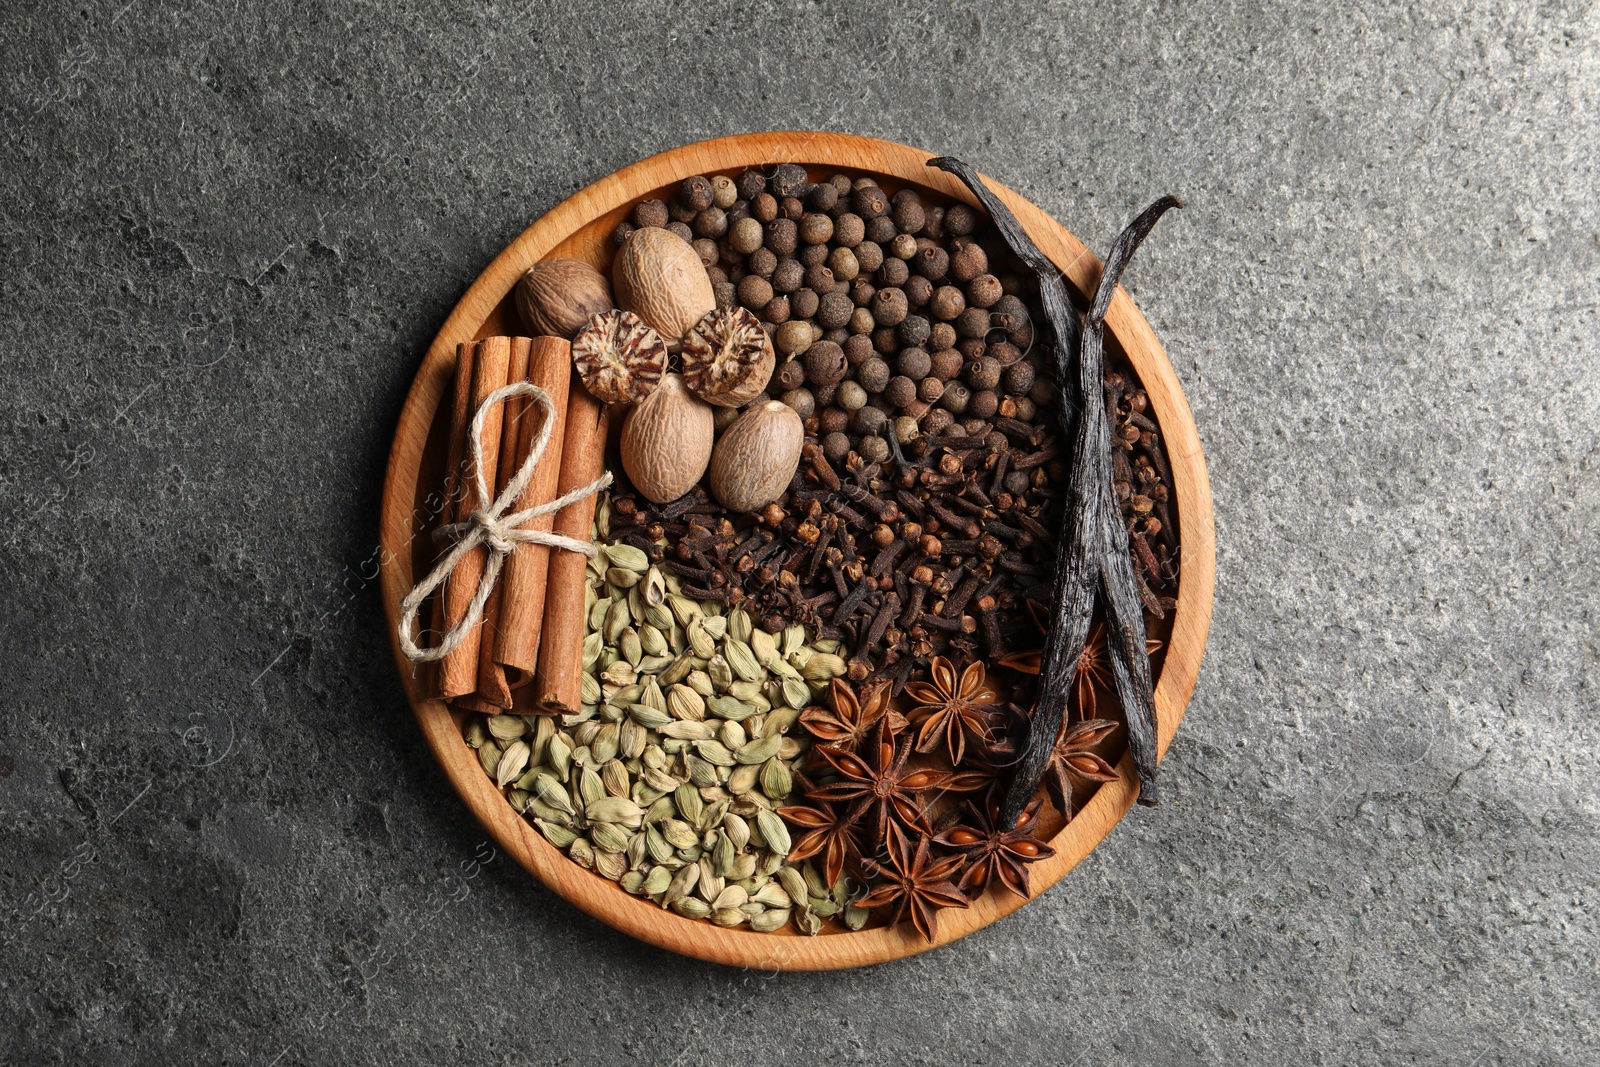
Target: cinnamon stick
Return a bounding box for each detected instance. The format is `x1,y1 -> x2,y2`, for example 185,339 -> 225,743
438,336 -> 511,701
429,338 -> 478,664
534,382 -> 609,714
467,336 -> 532,710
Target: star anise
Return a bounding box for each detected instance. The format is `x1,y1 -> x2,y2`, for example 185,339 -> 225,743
1041,717 -> 1122,819
933,795 -> 1056,899
798,677 -> 907,753
942,703 -> 1031,800
857,822 -> 969,942
999,612 -> 1162,722
903,656 -> 998,766
807,722 -> 951,846
775,799 -> 866,888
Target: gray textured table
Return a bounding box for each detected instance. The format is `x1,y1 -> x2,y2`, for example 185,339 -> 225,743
3,2 -> 1596,1063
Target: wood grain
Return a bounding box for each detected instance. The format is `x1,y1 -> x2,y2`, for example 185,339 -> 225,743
378,132 -> 1216,970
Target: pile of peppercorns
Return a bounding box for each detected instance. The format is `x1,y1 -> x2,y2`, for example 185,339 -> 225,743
611,163 -> 1057,461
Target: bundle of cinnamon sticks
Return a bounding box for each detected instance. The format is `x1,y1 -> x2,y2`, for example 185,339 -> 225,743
431,335 -> 609,715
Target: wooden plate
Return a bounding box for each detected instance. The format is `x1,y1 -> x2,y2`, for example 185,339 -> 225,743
379,132 -> 1215,970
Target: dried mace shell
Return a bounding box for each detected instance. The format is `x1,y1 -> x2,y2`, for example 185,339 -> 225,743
709,400 -> 804,513
621,373 -> 715,504
515,257 -> 614,339
613,226 -> 715,349
681,306 -> 776,408
571,309 -> 667,405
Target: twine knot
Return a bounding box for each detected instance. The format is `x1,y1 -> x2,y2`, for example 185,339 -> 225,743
397,381 -> 612,664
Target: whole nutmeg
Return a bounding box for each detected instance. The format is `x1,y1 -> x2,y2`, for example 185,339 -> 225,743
803,340 -> 848,386
572,309 -> 667,404
709,401 -> 805,512
613,227 -> 716,348
620,373 -> 715,503
516,258 -> 615,339
681,306 -> 776,408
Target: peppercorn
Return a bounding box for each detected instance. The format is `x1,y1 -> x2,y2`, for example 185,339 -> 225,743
771,258 -> 803,293
770,163 -> 810,199
804,340 -> 848,386
800,213 -> 834,245
895,347 -> 932,380
921,407 -> 954,436
930,347 -> 964,380
865,215 -> 897,244
871,287 -> 908,327
929,284 -> 966,321
807,182 -> 838,212
736,169 -> 766,200
968,389 -> 999,420
872,327 -> 899,354
713,280 -> 736,310
751,193 -> 778,223
944,203 -> 979,236
729,217 -> 764,255
781,387 -> 816,419
877,257 -> 910,288
816,290 -> 854,329
985,342 -> 1024,367
691,237 -> 719,268
776,320 -> 814,356
897,314 -> 931,349
915,245 -> 949,281
891,189 -> 926,235
765,217 -> 798,256
940,381 -> 971,414
845,335 -> 876,366
849,277 -> 875,307
791,288 -> 820,320
966,356 -> 1002,390
827,246 -> 859,284
666,221 -> 693,243
777,358 -> 807,390
781,196 -> 805,221
904,275 -> 933,307
738,274 -> 774,310
632,198 -> 668,229
762,294 -> 791,324
955,306 -> 991,339
1002,360 -> 1035,394
884,375 -> 917,409
849,307 -> 875,335
992,295 -> 1033,346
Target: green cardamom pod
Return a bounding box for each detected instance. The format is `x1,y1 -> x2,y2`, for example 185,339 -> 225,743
537,819 -> 578,849
759,757 -> 792,801
756,809 -> 791,856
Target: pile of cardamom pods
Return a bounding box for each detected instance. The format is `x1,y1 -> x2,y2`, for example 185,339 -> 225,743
464,526 -> 868,934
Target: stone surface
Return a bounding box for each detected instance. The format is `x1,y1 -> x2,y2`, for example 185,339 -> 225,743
2,2 -> 1597,1064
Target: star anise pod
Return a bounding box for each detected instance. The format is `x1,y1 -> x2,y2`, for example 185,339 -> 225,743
933,795 -> 1056,899
943,703 -> 1031,800
775,799 -> 866,888
857,823 -> 970,942
798,677 -> 907,753
1041,717 -> 1122,819
999,613 -> 1162,722
903,656 -> 999,766
807,722 -> 951,846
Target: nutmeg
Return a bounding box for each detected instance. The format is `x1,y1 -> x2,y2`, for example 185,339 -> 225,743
515,258 -> 614,339
708,401 -> 804,513
620,373 -> 715,504
681,307 -> 776,408
612,227 -> 716,348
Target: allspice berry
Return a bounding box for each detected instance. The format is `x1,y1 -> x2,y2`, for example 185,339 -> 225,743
930,348 -> 964,380
939,381 -> 971,414
923,205 -> 945,239
889,233 -> 918,261
871,287 -> 908,327
836,380 -> 867,411
816,291 -> 853,330
988,340 -> 1023,366
904,275 -> 933,308
679,175 -> 714,212
967,273 -> 1003,308
799,213 -> 834,245
780,387 -> 816,419
857,356 -> 891,393
769,163 -> 810,199
844,334 -> 875,365
834,213 -> 865,247
852,184 -> 889,219
949,242 -> 988,283
821,431 -> 851,463
762,294 -> 791,324
798,242 -> 829,268
915,245 -> 950,281
736,169 -> 766,200
878,257 -> 910,288
803,340 -> 847,386
929,285 -> 966,321
896,347 -> 931,380
854,240 -> 884,273
921,407 -> 954,436
944,203 -> 979,236
818,407 -> 850,435
765,217 -> 798,256
993,294 -> 1032,346
807,182 -> 838,212
849,307 -> 875,335
884,375 -> 917,409
781,196 -> 805,220
854,405 -> 889,437
865,215 -> 896,244
1003,361 -> 1036,395
777,358 -> 807,390
918,376 -> 944,403
966,356 -> 1003,390
968,389 -> 999,419
737,274 -> 774,310
955,306 -> 992,339
828,246 -> 859,282
633,199 -> 669,229
891,189 -> 926,235
791,288 -> 820,320
929,322 -> 956,351
692,207 -> 728,239
752,192 -> 779,223
666,221 -> 693,244
711,174 -> 738,209
849,277 -> 875,307
748,246 -> 777,277
803,263 -> 838,295
897,314 -> 931,350
729,217 -> 765,255
859,434 -> 890,463
771,258 -> 803,293
775,320 -> 814,356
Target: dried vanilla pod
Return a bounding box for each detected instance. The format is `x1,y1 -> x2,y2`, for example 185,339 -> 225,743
680,306 -> 776,408
571,308 -> 668,405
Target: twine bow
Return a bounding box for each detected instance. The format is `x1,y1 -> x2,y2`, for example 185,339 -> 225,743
398,381 -> 612,663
